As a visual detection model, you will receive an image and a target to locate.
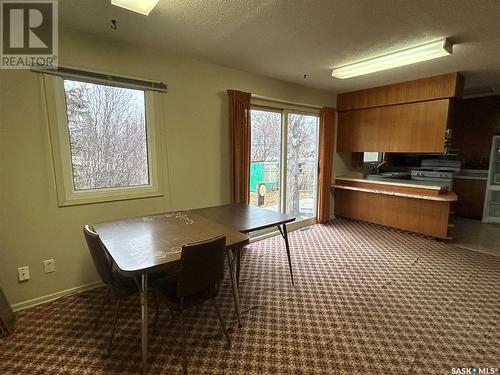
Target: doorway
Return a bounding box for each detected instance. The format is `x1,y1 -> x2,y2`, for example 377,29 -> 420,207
249,108 -> 320,225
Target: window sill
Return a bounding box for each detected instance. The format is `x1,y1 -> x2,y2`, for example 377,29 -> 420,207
57,186 -> 163,207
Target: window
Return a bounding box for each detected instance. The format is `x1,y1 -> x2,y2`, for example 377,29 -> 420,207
44,75 -> 165,206
363,152 -> 382,163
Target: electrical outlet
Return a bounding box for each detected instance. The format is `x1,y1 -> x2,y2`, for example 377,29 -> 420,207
17,266 -> 30,282
43,259 -> 55,273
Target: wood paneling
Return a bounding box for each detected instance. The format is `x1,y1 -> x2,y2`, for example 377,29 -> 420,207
453,96 -> 500,169
337,99 -> 450,152
335,179 -> 444,196
337,73 -> 463,111
334,188 -> 451,239
453,179 -> 487,218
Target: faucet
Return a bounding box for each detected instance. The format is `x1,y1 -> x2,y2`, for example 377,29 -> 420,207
372,160 -> 387,175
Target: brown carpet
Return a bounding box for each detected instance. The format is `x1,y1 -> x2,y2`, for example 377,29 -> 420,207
1,219 -> 499,374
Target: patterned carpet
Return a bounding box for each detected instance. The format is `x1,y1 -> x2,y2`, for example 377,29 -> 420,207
1,219 -> 499,375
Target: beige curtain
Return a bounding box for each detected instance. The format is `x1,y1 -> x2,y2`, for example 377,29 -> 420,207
227,90 -> 251,204
317,106 -> 336,223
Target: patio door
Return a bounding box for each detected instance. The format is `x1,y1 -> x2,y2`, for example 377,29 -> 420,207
249,108 -> 320,225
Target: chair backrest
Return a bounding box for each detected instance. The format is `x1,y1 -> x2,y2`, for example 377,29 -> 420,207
83,225 -> 114,285
176,235 -> 226,298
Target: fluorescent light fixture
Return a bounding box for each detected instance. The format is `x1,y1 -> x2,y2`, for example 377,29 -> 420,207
111,0 -> 160,15
331,38 -> 453,79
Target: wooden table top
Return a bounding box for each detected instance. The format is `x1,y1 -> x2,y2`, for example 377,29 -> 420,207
93,211 -> 249,275
191,203 -> 295,233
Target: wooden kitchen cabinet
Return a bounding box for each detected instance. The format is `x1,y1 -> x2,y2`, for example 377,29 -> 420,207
453,178 -> 487,218
333,188 -> 453,239
337,99 -> 451,152
337,72 -> 463,111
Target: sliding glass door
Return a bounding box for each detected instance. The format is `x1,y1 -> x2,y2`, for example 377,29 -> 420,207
249,108 -> 320,224
286,113 -> 320,220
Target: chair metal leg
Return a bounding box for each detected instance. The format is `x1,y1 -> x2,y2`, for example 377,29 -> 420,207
153,291 -> 159,334
107,299 -> 121,357
226,249 -> 242,327
168,306 -> 176,320
95,287 -> 110,330
210,298 -> 230,347
140,273 -> 149,372
180,307 -> 187,374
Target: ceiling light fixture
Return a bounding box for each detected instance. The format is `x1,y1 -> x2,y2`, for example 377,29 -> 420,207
111,0 -> 159,16
331,38 -> 453,79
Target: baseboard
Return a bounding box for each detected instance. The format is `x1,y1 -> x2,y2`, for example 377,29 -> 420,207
10,281 -> 104,312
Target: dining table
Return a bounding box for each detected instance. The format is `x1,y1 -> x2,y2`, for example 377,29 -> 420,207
93,203 -> 295,372
93,210 -> 249,371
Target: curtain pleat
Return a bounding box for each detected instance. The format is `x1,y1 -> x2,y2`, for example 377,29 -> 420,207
317,107 -> 336,223
227,90 -> 252,204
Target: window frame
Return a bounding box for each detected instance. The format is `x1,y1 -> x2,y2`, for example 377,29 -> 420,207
250,100 -> 321,230
43,74 -> 166,207
363,152 -> 383,163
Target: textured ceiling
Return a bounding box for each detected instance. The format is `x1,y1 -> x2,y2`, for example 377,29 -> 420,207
60,0 -> 500,94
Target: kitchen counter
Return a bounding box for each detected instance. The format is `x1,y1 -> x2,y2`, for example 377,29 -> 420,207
332,176 -> 456,239
332,184 -> 457,202
335,176 -> 450,193
454,169 -> 488,181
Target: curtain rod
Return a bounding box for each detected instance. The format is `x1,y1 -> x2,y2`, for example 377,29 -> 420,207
251,94 -> 323,110
31,65 -> 167,93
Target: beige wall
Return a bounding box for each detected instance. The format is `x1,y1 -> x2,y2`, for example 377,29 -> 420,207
0,28 -> 336,308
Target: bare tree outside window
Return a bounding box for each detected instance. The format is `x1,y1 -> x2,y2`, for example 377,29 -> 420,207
249,109 -> 282,211
63,80 -> 149,191
250,110 -> 281,163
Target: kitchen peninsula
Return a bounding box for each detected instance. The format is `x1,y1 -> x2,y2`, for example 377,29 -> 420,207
332,73 -> 464,240
332,177 -> 457,239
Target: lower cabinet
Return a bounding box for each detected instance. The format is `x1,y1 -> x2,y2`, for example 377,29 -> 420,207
334,188 -> 452,239
453,179 -> 487,219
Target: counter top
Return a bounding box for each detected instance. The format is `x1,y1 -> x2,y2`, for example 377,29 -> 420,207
332,184 -> 458,202
335,176 -> 447,191
454,169 -> 488,181
455,175 -> 488,181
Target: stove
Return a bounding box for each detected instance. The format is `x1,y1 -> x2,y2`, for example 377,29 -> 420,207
411,159 -> 462,186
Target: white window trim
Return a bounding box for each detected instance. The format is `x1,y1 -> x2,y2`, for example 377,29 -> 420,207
43,74 -> 166,207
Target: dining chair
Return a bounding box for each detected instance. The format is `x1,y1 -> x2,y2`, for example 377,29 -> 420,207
152,235 -> 230,374
83,225 -> 141,357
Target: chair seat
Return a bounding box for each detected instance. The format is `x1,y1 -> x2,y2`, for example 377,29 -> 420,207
153,276 -> 218,310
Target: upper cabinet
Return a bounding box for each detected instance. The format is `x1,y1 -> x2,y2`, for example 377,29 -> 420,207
338,99 -> 451,152
336,73 -> 464,153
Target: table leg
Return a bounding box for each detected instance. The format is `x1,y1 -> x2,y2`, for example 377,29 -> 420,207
279,224 -> 294,285
235,247 -> 242,286
227,248 -> 242,327
140,273 -> 148,372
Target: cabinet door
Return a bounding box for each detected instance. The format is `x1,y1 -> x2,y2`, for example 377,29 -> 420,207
337,99 -> 450,152
454,179 -> 487,218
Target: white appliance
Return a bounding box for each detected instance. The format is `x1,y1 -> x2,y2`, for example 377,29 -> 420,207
482,136 -> 500,223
